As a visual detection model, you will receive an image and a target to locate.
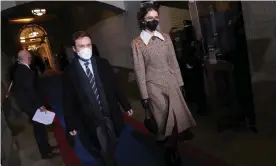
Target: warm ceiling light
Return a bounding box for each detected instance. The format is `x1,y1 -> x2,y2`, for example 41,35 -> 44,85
32,9 -> 46,16
9,18 -> 34,23
20,40 -> 26,43
29,32 -> 39,38
20,37 -> 25,39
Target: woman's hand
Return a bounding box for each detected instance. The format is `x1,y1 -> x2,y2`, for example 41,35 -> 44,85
141,99 -> 150,109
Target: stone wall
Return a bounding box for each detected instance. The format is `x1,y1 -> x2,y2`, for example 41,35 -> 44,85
241,1 -> 276,132
86,1 -> 141,69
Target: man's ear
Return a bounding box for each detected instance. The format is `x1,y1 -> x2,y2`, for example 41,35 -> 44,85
72,46 -> 76,52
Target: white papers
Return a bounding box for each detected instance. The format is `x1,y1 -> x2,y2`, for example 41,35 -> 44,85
32,109 -> 55,125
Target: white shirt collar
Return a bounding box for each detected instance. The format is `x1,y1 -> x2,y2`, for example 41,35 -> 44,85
78,59 -> 94,75
78,59 -> 90,66
19,62 -> 30,69
140,30 -> 165,45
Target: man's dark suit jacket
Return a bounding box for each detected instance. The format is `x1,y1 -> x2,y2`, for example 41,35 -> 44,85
62,56 -> 131,149
11,64 -> 42,117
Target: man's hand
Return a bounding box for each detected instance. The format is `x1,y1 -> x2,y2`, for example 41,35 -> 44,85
127,109 -> 133,117
40,106 -> 47,112
69,130 -> 77,136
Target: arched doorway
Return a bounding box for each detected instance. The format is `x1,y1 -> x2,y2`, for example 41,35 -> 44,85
19,24 -> 55,70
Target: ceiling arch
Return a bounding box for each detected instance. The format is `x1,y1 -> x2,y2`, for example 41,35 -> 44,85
1,0 -> 126,11
19,24 -> 46,39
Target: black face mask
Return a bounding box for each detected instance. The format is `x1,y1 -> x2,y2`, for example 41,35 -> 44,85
145,20 -> 159,31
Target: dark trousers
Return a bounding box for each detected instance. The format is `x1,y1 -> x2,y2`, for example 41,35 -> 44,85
31,120 -> 52,156
183,66 -> 207,112
232,53 -> 256,126
79,117 -> 117,166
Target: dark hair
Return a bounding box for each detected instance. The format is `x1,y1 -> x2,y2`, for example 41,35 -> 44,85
137,3 -> 159,30
72,31 -> 92,46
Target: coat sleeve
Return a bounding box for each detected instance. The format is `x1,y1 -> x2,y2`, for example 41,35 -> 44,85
105,59 -> 132,112
166,34 -> 184,86
62,72 -> 78,132
131,41 -> 148,99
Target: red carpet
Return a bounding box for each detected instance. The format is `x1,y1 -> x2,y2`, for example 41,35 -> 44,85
53,116 -> 82,166
51,110 -> 229,166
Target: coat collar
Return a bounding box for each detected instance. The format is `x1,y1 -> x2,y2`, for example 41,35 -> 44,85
18,62 -> 30,69
140,30 -> 165,45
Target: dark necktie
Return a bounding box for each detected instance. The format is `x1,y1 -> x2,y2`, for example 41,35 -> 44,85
84,62 -> 102,110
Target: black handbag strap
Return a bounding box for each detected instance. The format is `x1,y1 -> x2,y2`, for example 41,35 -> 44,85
144,108 -> 151,119
143,99 -> 152,119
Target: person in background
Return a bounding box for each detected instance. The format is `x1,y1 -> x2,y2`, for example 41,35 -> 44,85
131,3 -> 196,166
181,20 -> 208,115
11,50 -> 59,159
44,57 -> 51,69
63,31 -> 133,166
58,44 -> 69,71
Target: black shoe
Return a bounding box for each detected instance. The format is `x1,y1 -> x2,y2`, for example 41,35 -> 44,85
41,152 -> 60,159
165,149 -> 182,166
156,137 -> 168,146
51,145 -> 59,150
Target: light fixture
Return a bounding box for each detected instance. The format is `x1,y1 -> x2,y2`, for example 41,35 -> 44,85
28,45 -> 37,50
29,32 -> 39,38
31,9 -> 46,16
20,40 -> 26,43
9,18 -> 34,23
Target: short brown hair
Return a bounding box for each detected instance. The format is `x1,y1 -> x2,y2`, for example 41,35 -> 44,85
72,31 -> 92,46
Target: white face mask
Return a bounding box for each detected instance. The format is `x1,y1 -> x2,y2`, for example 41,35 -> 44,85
77,48 -> 92,60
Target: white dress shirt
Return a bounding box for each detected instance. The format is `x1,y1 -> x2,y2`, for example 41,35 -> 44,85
79,59 -> 94,76
140,30 -> 165,45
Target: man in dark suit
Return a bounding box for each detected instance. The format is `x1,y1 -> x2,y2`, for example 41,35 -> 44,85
63,31 -> 133,166
11,50 -> 58,159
